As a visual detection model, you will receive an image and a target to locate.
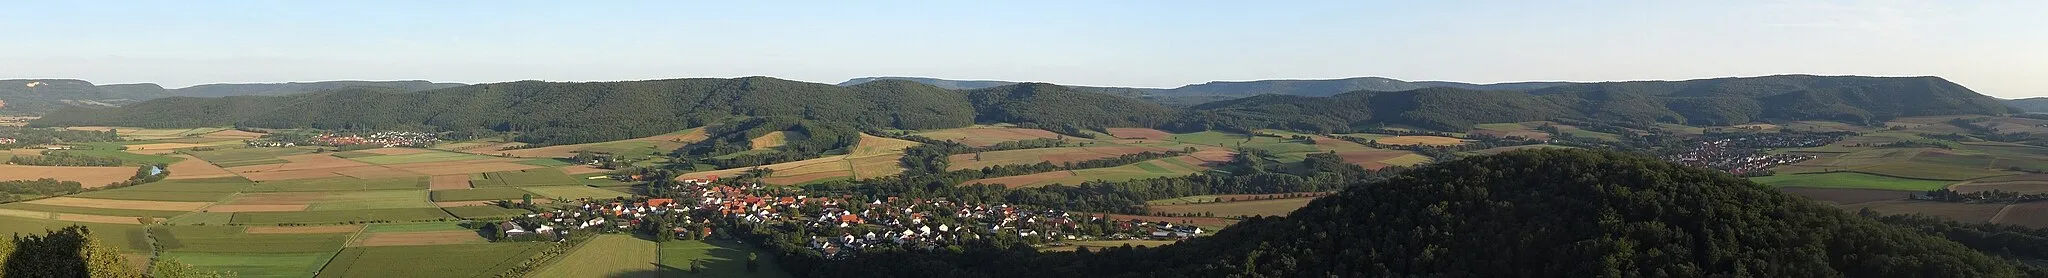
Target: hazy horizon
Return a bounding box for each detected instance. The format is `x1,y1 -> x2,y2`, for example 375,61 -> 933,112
4,1 -> 2043,97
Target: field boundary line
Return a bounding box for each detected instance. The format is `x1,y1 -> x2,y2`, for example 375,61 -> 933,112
1991,204 -> 2019,223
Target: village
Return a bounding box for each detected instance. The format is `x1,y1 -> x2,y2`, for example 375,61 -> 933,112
246,131 -> 441,148
1663,133 -> 1839,176
493,178 -> 1204,259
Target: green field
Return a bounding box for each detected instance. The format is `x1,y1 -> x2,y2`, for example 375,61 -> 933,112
230,208 -> 456,224
249,177 -> 426,192
0,215 -> 151,252
314,243 -> 547,278
165,212 -> 235,225
302,190 -> 434,211
658,240 -> 790,277
69,190 -> 237,202
186,147 -> 316,167
532,235 -> 660,277
430,187 -> 535,202
154,226 -> 351,253
0,203 -> 191,218
347,151 -> 496,165
328,151 -> 382,158
475,168 -> 581,187
517,158 -> 576,167
521,185 -> 635,200
49,144 -> 185,166
1749,172 -> 1955,191
363,222 -> 472,233
442,205 -> 533,219
166,251 -> 339,278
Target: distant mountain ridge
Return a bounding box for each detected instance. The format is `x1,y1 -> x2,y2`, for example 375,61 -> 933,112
838,76 -> 1577,97
0,79 -> 463,115
2005,97 -> 2048,113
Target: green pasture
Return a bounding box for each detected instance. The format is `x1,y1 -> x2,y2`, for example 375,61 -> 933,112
314,243 -> 546,278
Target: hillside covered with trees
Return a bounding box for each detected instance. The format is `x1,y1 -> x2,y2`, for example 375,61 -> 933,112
805,149 -> 2043,277
0,79 -> 461,115
1176,75 -> 2012,132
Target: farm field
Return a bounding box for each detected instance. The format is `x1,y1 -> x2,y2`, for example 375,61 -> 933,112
658,240 -> 790,278
0,203 -> 192,218
431,187 -> 534,202
911,125 -> 1068,147
346,150 -> 497,165
475,168 -> 581,187
351,230 -> 486,247
1148,198 -> 1318,218
947,145 -> 1173,170
1471,122 -> 1554,140
229,208 -> 455,224
164,251 -> 338,278
1372,136 -> 1467,146
962,156 -> 1210,188
532,235 -> 661,278
51,144 -> 187,166
677,134 -> 919,185
1779,188 -> 1911,205
522,185 -> 635,200
223,189 -> 432,211
1748,172 -> 1954,191
0,215 -> 151,252
1839,200 -> 2005,223
0,164 -> 140,188
247,176 -> 427,192
185,147 -> 317,167
154,226 -> 351,253
1104,128 -> 1173,140
485,128 -> 702,159
314,243 -> 546,278
442,205 -> 533,219
163,154 -> 239,179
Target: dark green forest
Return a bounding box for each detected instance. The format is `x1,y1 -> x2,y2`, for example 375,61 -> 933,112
788,149 -> 2044,277
31,75 -> 2014,148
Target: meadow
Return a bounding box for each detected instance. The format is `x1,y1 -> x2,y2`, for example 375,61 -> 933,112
531,235 -> 661,277
430,187 -> 535,202
658,240 -> 790,277
164,251 -> 339,278
522,185 -> 635,200
314,243 -> 547,278
1749,172 -> 1954,191
229,208 -> 456,224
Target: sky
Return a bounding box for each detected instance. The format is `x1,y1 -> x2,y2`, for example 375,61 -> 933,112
2,0 -> 2045,98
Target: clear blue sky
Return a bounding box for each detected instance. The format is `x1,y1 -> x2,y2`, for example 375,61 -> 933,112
3,1 -> 2044,97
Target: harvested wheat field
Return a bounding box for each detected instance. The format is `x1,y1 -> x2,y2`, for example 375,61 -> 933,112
200,129 -> 267,139
1334,151 -> 1420,169
227,153 -> 374,172
750,131 -> 788,149
203,204 -> 310,212
54,213 -> 156,224
428,175 -> 474,190
126,143 -> 214,150
1106,128 -> 1173,140
25,197 -> 212,211
390,160 -> 539,176
234,169 -> 344,181
0,165 -> 138,189
1187,150 -> 1235,162
354,231 -> 486,247
560,165 -> 611,175
332,166 -> 423,180
1374,136 -> 1467,146
247,225 -> 361,234
352,148 -> 436,156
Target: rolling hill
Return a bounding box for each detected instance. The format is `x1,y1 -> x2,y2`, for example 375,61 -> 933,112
33,78 -> 1175,146
1173,75 -> 2012,132
840,76 -> 1575,97
0,79 -> 463,115
2005,97 -> 2048,113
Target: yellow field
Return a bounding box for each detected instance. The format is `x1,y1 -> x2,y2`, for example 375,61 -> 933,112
911,126 -> 1069,147
750,131 -> 788,149
678,134 -> 918,185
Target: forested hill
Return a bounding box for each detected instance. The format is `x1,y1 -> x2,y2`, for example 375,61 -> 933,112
1172,75 -> 2012,132
1059,149 -> 2034,276
822,149 -> 2035,277
0,79 -> 462,115
2006,97 -> 2048,113
839,76 -> 1574,97
168,80 -> 465,97
32,78 -> 1173,145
